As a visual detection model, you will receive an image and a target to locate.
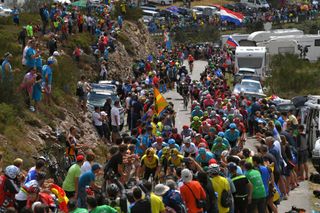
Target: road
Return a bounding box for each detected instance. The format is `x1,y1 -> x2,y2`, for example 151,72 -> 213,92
164,60 -> 313,212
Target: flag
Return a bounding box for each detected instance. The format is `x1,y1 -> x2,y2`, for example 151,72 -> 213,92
154,87 -> 168,115
226,36 -> 239,47
214,5 -> 244,26
164,30 -> 172,50
50,184 -> 69,213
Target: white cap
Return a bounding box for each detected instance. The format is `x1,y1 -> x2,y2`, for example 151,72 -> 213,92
53,51 -> 60,56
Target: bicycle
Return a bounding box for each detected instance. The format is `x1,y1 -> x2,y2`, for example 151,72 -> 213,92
183,95 -> 189,110
189,61 -> 194,74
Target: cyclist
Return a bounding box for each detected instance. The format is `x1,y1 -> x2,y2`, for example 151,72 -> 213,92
187,54 -> 194,74
139,148 -> 160,180
180,82 -> 190,110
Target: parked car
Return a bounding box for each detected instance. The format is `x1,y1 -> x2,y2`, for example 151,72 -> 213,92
91,83 -> 117,94
148,0 -> 172,6
0,6 -> 12,17
233,68 -> 258,85
233,79 -> 266,98
87,91 -> 119,112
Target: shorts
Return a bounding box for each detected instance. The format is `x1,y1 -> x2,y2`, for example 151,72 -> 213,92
298,149 -> 308,164
112,125 -> 119,133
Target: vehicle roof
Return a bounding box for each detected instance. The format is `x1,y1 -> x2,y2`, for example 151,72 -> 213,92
247,29 -> 303,41
240,79 -> 261,83
142,9 -> 159,14
235,46 -> 266,53
269,34 -> 320,41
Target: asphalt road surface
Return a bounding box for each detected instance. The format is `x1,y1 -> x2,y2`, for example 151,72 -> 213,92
163,60 -> 313,212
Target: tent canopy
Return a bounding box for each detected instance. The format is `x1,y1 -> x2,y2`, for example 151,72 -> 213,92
71,0 -> 88,7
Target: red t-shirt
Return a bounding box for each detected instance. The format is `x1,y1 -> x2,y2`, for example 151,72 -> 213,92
180,181 -> 206,213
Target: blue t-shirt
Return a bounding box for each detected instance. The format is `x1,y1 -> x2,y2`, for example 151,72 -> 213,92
25,168 -> 37,184
42,65 -> 53,85
26,47 -> 36,68
258,165 -> 271,196
78,171 -> 95,189
195,152 -> 214,164
224,129 -> 240,142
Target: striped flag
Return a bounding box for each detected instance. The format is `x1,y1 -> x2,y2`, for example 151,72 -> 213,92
154,87 -> 168,115
226,36 -> 239,47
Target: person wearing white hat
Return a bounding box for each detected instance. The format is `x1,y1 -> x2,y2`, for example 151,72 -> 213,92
179,169 -> 206,213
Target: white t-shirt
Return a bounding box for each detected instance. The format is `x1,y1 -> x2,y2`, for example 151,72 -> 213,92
181,142 -> 198,155
92,111 -> 102,126
81,161 -> 91,175
111,106 -> 120,126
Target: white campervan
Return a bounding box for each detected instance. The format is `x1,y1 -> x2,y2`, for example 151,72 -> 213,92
235,46 -> 268,76
258,34 -> 320,62
247,29 -> 304,45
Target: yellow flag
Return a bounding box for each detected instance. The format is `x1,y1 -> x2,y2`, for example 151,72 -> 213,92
154,87 -> 168,115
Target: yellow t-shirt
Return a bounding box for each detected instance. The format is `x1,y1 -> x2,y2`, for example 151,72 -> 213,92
141,155 -> 159,169
168,155 -> 184,167
150,193 -> 165,213
151,122 -> 157,135
211,175 -> 230,213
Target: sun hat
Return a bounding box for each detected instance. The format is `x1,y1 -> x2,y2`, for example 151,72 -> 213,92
154,184 -> 170,196
181,168 -> 193,183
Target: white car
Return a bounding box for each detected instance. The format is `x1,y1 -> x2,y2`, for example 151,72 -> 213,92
192,6 -> 220,16
148,0 -> 172,5
0,6 -> 12,17
233,79 -> 265,97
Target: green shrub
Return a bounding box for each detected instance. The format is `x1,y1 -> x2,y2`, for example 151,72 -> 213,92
0,103 -> 18,133
67,33 -> 94,54
267,54 -> 320,97
173,26 -> 219,43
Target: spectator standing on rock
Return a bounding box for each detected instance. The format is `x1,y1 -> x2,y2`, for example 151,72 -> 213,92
18,27 -> 27,53
1,52 -> 13,82
111,100 -> 121,143
25,40 -> 40,70
41,59 -> 55,106
12,6 -> 20,26
19,68 -> 37,111
77,75 -> 91,112
39,4 -> 49,35
47,35 -> 58,56
26,22 -> 33,38
32,74 -> 42,112
93,106 -> 105,139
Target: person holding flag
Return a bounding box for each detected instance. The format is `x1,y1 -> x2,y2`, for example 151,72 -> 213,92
226,36 -> 240,48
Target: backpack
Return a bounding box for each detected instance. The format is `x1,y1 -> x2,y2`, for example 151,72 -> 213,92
163,190 -> 187,213
220,189 -> 232,208
76,84 -> 84,97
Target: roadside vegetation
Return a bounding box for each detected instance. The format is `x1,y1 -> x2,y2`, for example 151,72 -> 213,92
267,54 -> 320,98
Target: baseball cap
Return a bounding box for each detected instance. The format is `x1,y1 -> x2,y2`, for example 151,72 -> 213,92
91,163 -> 102,172
181,168 -> 193,183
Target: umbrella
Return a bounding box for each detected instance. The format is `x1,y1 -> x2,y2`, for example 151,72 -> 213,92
71,0 -> 87,7
166,6 -> 179,14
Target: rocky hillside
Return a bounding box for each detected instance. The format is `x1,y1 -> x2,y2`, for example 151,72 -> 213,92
0,18 -> 156,168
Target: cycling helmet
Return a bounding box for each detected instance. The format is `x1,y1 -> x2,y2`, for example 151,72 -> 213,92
5,165 -> 20,179
106,183 -> 119,197
146,147 -> 156,156
171,148 -> 179,155
217,131 -> 225,137
168,138 -> 175,145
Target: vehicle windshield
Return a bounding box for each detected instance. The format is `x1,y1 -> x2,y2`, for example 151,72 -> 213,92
241,81 -> 262,91
88,93 -> 118,107
238,57 -> 263,69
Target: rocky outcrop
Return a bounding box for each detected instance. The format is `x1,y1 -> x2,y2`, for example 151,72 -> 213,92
108,20 -> 157,80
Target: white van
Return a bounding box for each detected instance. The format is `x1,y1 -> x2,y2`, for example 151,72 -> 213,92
147,0 -> 172,5
240,0 -> 269,9
235,46 -> 268,76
